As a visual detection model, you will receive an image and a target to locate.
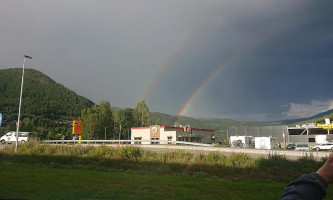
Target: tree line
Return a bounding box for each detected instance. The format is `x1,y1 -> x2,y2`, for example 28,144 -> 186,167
75,100 -> 151,140
1,100 -> 153,140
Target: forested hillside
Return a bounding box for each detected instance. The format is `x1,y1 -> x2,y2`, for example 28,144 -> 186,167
0,68 -> 94,138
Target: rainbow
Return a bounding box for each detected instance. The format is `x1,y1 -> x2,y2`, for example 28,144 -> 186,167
141,28 -> 196,101
177,48 -> 245,118
176,18 -> 297,119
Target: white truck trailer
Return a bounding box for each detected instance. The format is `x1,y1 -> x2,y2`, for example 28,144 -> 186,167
254,137 -> 279,150
230,136 -> 253,148
315,135 -> 333,144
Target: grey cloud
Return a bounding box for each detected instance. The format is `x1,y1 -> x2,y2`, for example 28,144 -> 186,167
1,0 -> 332,121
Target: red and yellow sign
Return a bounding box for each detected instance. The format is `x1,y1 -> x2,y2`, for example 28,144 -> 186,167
150,125 -> 160,138
72,120 -> 82,134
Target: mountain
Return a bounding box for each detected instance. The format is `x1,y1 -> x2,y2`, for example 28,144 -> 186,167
279,109 -> 333,125
0,68 -> 94,137
0,68 -> 94,119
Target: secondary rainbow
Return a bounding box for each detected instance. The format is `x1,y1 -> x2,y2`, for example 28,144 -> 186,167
141,29 -> 196,101
177,49 -> 244,118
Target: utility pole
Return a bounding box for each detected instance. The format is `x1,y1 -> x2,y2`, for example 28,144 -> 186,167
16,55 -> 32,152
119,123 -> 121,144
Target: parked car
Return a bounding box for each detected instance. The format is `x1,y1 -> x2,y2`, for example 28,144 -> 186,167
286,143 -> 296,150
0,131 -> 33,144
295,144 -> 310,151
313,143 -> 333,151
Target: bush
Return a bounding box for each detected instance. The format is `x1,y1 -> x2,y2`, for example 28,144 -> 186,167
117,146 -> 143,159
205,151 -> 226,165
226,153 -> 254,168
88,145 -> 116,159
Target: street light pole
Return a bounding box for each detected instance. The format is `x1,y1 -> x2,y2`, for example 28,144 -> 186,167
15,55 -> 32,152
119,123 -> 121,144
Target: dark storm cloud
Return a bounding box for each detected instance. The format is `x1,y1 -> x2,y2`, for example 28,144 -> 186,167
1,0 -> 332,121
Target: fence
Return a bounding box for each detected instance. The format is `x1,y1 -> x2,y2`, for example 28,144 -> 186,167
42,140 -> 214,147
227,126 -> 289,142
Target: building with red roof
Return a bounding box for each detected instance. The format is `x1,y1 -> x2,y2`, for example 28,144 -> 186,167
131,125 -> 215,145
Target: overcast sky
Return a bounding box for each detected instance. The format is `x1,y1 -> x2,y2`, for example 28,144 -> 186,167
1,0 -> 333,121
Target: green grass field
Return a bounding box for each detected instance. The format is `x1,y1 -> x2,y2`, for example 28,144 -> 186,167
0,162 -> 287,200
1,143 -> 333,199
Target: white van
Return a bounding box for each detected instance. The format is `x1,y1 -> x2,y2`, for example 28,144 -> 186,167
0,131 -> 33,144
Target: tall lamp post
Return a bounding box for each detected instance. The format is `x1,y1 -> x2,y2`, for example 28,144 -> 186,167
15,55 -> 32,152
119,123 -> 122,144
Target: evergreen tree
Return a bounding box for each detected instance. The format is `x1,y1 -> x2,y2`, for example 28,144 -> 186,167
81,101 -> 113,139
81,107 -> 99,139
114,108 -> 134,140
97,101 -> 114,139
133,100 -> 150,127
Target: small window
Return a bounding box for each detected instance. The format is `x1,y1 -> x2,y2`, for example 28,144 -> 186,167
134,137 -> 142,145
308,138 -> 315,142
167,136 -> 172,144
151,138 -> 159,144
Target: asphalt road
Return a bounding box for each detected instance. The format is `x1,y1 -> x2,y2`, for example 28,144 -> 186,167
135,145 -> 331,161
1,143 -> 331,161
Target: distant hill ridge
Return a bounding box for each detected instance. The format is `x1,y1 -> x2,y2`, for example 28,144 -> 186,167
0,68 -> 94,121
279,109 -> 333,125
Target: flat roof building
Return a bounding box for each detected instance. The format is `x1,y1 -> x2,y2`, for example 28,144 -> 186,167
131,125 -> 215,145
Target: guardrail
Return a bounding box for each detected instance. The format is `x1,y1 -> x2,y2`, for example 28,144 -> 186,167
42,140 -> 214,147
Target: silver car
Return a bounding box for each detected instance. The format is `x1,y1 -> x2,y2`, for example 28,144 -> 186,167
295,144 -> 310,151
313,143 -> 333,151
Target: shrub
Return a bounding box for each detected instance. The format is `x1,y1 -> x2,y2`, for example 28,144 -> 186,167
226,153 -> 254,168
117,146 -> 143,159
205,151 -> 226,165
88,145 -> 116,159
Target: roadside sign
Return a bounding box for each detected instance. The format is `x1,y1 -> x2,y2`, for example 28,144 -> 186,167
0,113 -> 2,127
74,126 -> 81,134
72,120 -> 82,134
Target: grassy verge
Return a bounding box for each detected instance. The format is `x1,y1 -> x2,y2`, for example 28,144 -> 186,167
0,142 -> 327,182
0,162 -> 286,200
1,142 -> 333,199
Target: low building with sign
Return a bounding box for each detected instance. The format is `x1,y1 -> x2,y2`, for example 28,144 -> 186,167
131,125 -> 216,145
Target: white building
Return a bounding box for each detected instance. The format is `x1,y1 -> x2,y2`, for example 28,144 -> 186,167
131,125 -> 215,145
